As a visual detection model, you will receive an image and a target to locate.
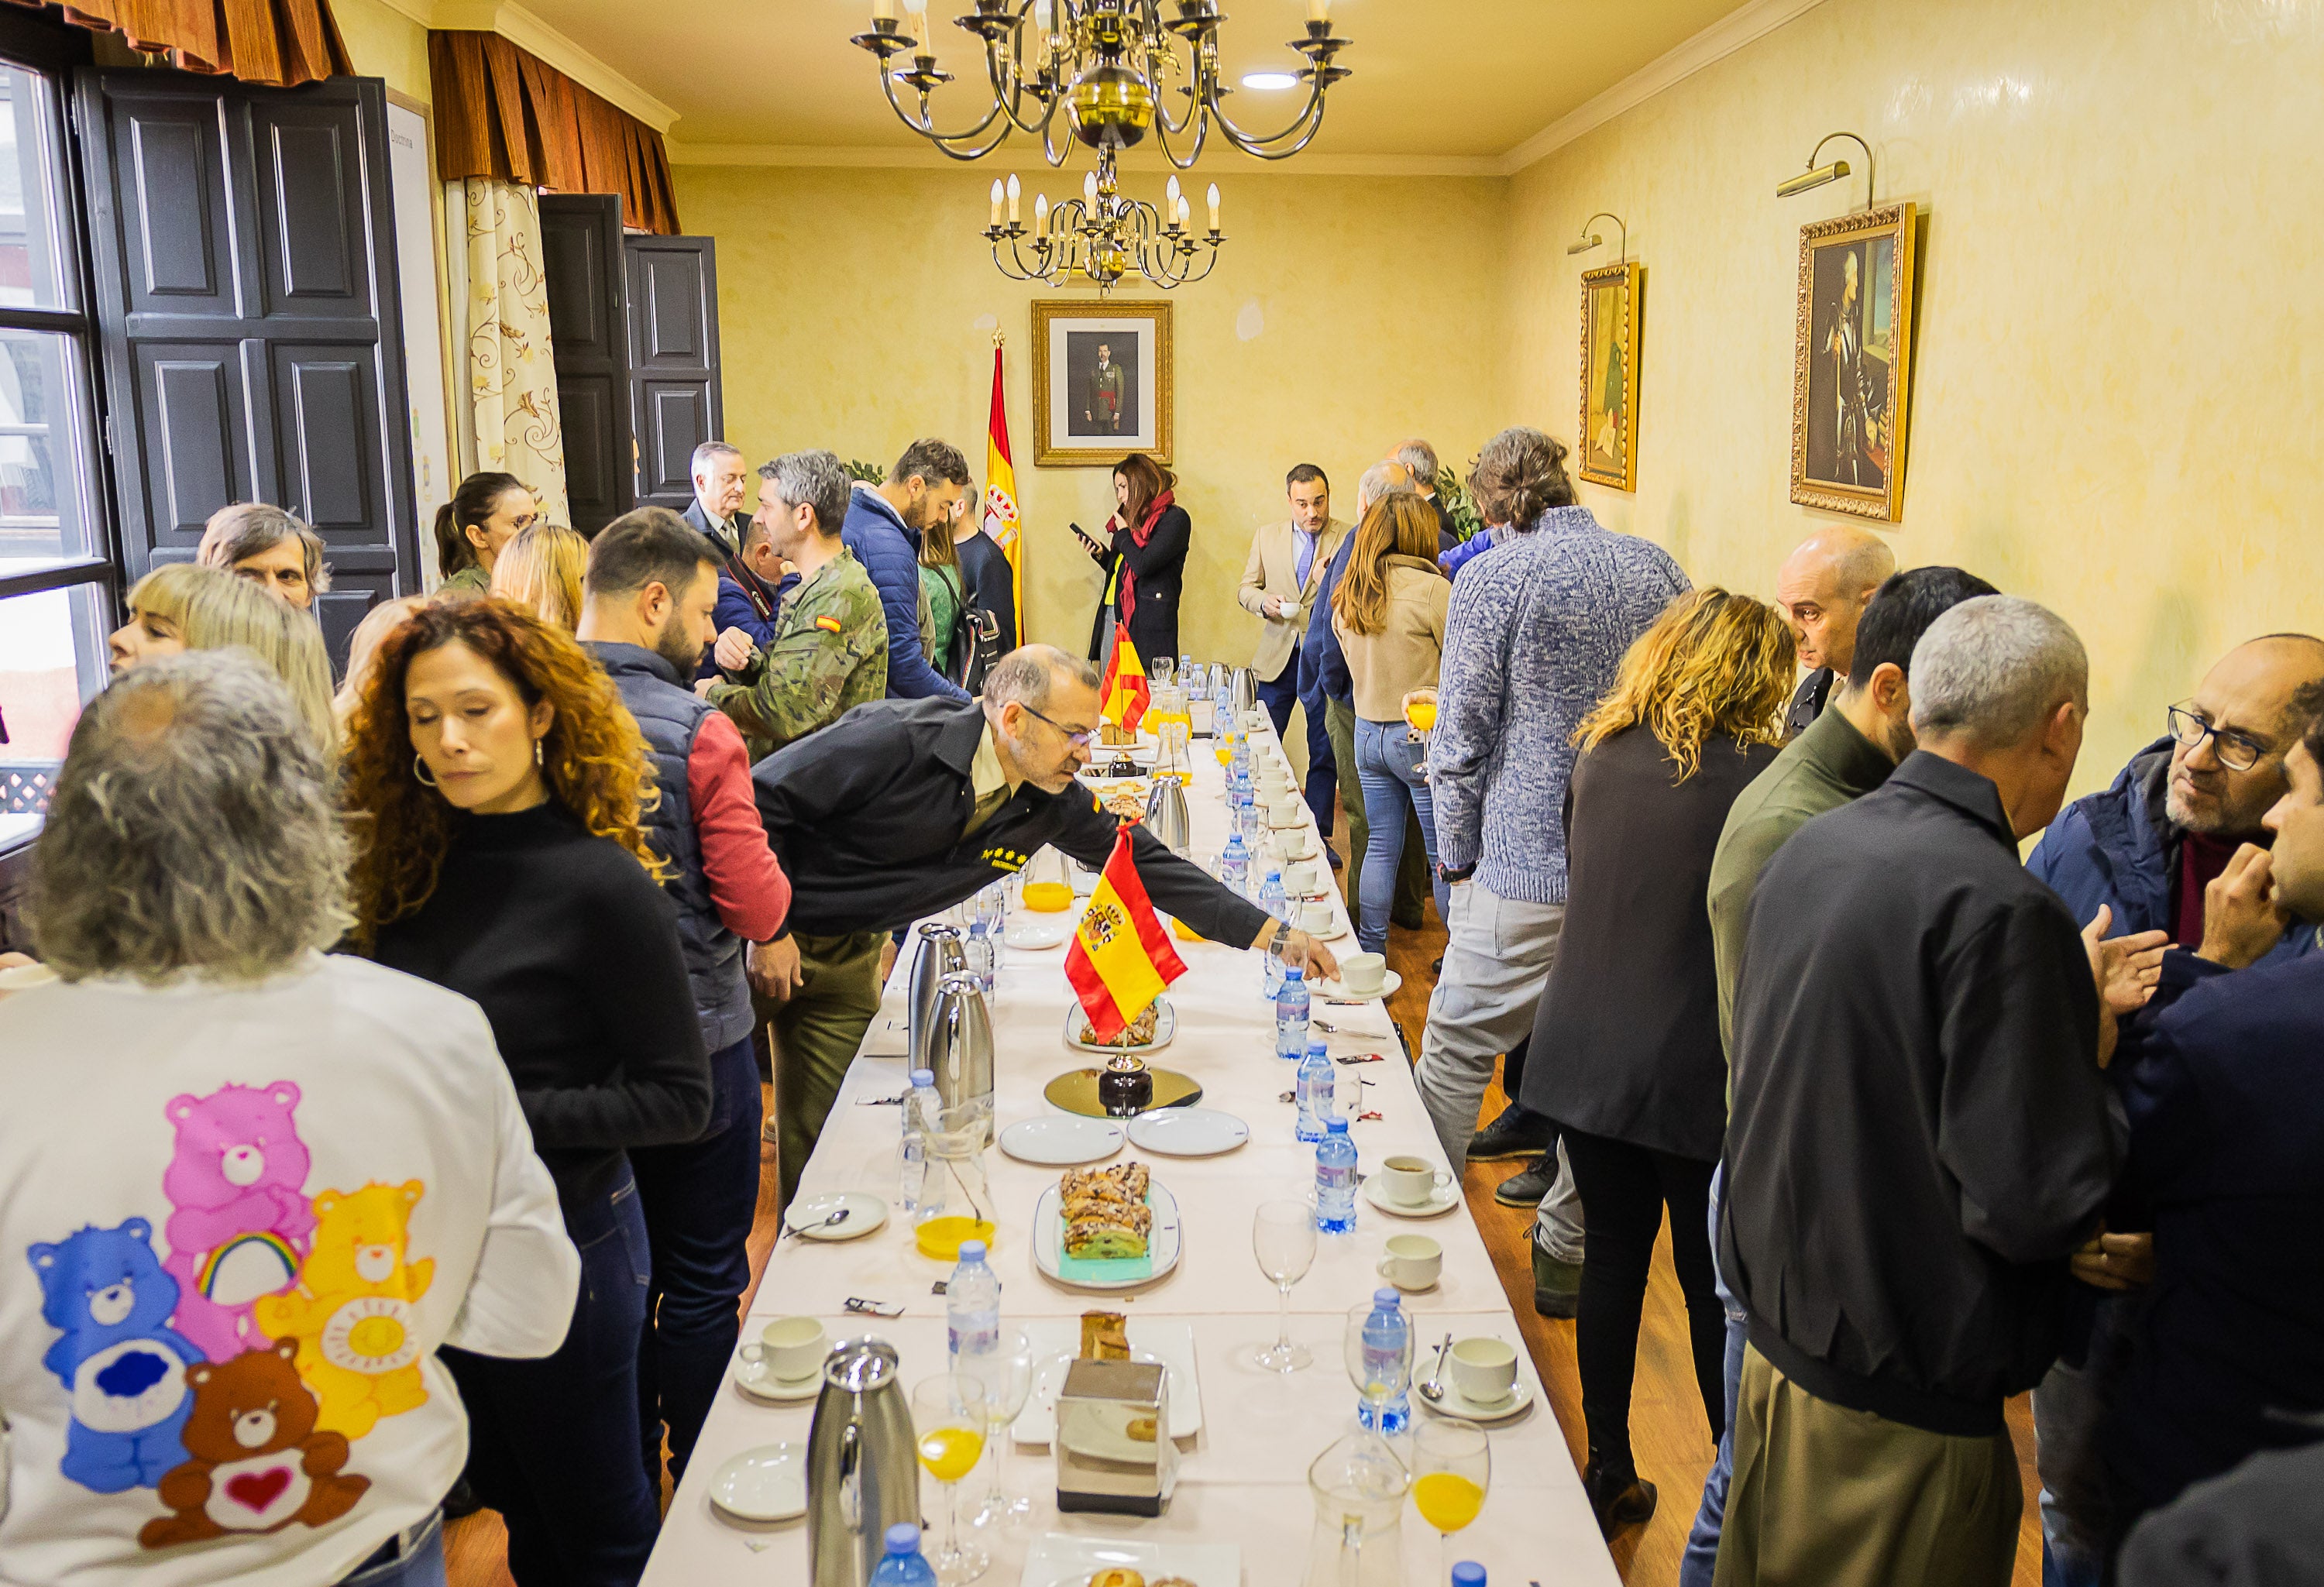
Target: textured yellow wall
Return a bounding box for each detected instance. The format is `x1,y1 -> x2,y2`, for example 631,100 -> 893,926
335,0 -> 431,104
1506,0 -> 2324,796
672,163 -> 1511,668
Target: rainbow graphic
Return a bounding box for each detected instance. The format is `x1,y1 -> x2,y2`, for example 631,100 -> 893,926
194,1230 -> 303,1307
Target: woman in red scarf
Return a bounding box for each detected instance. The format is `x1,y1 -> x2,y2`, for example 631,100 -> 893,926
1083,453 -> 1191,666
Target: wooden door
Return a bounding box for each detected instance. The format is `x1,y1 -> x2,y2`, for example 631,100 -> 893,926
624,232 -> 721,513
538,193 -> 631,535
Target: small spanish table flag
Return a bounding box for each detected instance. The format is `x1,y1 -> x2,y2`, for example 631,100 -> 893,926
1064,827 -> 1188,1044
1100,620 -> 1150,735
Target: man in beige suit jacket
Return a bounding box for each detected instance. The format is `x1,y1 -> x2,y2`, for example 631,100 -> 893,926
1238,462 -> 1350,841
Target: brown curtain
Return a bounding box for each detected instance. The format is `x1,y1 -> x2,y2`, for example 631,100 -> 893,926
428,29 -> 679,236
2,0 -> 351,85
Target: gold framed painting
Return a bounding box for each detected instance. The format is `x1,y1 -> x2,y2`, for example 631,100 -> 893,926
1790,201 -> 1917,521
1032,298 -> 1174,467
1576,261 -> 1643,491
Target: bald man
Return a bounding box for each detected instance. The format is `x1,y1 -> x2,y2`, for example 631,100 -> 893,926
1774,526 -> 1896,737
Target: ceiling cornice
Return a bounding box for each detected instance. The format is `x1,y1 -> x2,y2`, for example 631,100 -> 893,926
664,142 -> 1503,178
366,0 -> 679,132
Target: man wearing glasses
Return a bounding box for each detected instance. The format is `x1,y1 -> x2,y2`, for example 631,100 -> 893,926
748,643 -> 1340,1202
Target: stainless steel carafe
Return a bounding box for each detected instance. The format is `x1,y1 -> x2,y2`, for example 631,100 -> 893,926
906,922 -> 967,1074
806,1336 -> 920,1587
1142,776 -> 1191,855
925,969 -> 995,1133
1229,665 -> 1259,718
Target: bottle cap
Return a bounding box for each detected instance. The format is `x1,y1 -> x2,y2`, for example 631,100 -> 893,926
1284,966 -> 1302,981
885,1521 -> 922,1554
1326,1115 -> 1349,1133
910,1068 -> 935,1086
1452,1565 -> 1487,1587
958,1240 -> 986,1262
1374,1286 -> 1400,1307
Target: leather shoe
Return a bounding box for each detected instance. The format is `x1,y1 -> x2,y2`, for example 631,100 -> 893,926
1468,1104 -> 1556,1162
1531,1238 -> 1580,1319
1582,1462 -> 1657,1537
1494,1152 -> 1556,1207
1326,847 -> 1344,870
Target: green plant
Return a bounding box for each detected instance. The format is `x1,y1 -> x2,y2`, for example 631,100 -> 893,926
1437,465 -> 1484,543
844,459 -> 885,484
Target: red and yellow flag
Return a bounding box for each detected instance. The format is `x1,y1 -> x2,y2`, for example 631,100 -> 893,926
1101,621 -> 1150,733
982,344 -> 1023,641
1065,828 -> 1188,1043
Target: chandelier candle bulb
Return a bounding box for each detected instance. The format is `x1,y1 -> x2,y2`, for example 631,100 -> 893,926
1033,193 -> 1049,232
1177,194 -> 1191,228
1166,173 -> 1181,212
989,180 -> 1004,226
872,0 -> 897,22
1207,183 -> 1220,231
1085,170 -> 1099,204
1308,0 -> 1330,22
1006,173 -> 1021,222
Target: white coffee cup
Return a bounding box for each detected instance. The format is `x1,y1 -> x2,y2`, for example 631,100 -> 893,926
1298,899 -> 1335,934
1449,1337 -> 1518,1407
1339,952 -> 1387,994
1283,859 -> 1319,894
740,1316 -> 827,1383
1279,831 -> 1318,862
1379,1153 -> 1452,1207
1377,1233 -> 1442,1291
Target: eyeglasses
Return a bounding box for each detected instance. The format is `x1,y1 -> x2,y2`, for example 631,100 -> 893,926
2166,703 -> 2270,773
1021,704 -> 1098,748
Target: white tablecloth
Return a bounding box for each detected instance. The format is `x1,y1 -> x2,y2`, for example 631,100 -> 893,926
641,737 -> 1617,1587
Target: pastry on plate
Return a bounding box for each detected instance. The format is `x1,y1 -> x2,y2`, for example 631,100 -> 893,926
1078,1001 -> 1162,1048
1079,1310 -> 1131,1361
1086,1571 -> 1144,1587
1063,1201 -> 1151,1261
1062,1162 -> 1150,1205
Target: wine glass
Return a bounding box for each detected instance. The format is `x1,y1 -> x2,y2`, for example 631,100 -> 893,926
1250,1199 -> 1316,1372
912,1373 -> 990,1583
966,1331 -> 1038,1532
1411,1417 -> 1491,1582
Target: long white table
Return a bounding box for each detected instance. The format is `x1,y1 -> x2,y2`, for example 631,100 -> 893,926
641,737 -> 1616,1587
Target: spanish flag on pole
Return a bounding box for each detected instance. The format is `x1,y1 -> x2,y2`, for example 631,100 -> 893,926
1100,620 -> 1150,734
982,342 -> 1023,641
1065,827 -> 1188,1043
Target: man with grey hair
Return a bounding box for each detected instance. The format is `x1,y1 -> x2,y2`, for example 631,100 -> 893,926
749,644 -> 1337,1200
684,439 -> 751,555
687,439 -> 785,668
1392,438 -> 1457,553
1773,524 -> 1896,737
2,652 -> 579,1583
196,501 -> 329,612
1713,596 -> 2166,1587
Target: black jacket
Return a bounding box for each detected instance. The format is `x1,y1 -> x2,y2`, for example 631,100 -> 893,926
1782,665 -> 1834,739
954,530 -> 1018,692
1524,727 -> 1779,1159
1721,751 -> 2120,1434
1087,504 -> 1189,665
752,696 -> 1269,945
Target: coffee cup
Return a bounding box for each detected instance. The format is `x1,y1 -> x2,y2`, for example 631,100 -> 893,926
1279,831 -> 1317,862
739,1315 -> 827,1383
1298,899 -> 1335,934
1339,952 -> 1386,994
1379,1153 -> 1452,1207
1376,1233 -> 1442,1291
1283,859 -> 1319,894
1448,1337 -> 1518,1407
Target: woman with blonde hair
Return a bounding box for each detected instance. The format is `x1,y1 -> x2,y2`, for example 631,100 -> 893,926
341,597 -> 709,1586
490,520 -> 588,631
1331,491 -> 1452,951
1521,586 -> 1794,1537
334,594 -> 428,730
108,561 -> 337,752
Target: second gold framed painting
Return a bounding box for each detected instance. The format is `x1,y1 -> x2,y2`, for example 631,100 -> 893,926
1577,261 -> 1642,492
1790,202 -> 1917,521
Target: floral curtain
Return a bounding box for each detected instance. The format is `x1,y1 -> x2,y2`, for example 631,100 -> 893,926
452,177 -> 569,528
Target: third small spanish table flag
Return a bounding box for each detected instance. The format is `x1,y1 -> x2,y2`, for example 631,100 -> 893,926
1100,620 -> 1150,735
1064,827 -> 1188,1044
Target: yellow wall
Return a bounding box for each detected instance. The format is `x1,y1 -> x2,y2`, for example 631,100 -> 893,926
1505,0 -> 2324,795
335,0 -> 431,104
672,163 -> 1511,668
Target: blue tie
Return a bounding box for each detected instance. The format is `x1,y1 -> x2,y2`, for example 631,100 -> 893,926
1294,527 -> 1315,591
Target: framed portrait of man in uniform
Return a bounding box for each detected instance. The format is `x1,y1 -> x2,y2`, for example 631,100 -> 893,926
1033,298 -> 1173,467
1790,202 -> 1917,521
1576,260 -> 1643,492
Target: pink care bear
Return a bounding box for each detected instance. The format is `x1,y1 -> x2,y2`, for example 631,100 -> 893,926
160,1082 -> 316,1362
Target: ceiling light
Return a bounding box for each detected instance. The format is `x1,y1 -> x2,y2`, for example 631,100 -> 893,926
1241,71 -> 1300,91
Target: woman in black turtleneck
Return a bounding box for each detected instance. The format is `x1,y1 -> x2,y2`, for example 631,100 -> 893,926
344,597 -> 707,1587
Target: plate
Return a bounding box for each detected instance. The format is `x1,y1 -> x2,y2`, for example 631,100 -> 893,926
1311,970 -> 1403,1002
1031,1180 -> 1183,1291
734,1355 -> 822,1403
1044,1066 -> 1203,1118
1012,1319 -> 1202,1443
1360,1176 -> 1459,1219
999,1115 -> 1126,1166
1126,1108 -> 1248,1157
1006,916 -> 1071,950
1020,1534 -> 1240,1587
1421,1371 -> 1537,1424
782,1190 -> 889,1242
1062,998 -> 1177,1055
708,1442 -> 806,1523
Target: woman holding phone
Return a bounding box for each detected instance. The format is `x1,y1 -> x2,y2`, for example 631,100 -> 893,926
1081,454 -> 1188,665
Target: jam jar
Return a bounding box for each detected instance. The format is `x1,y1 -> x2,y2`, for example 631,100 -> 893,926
1098,1053 -> 1154,1117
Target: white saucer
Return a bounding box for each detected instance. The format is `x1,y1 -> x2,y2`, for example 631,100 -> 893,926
782,1190 -> 889,1242
1006,916 -> 1071,950
708,1441 -> 806,1522
1311,970 -> 1402,1002
1361,1176 -> 1459,1218
734,1357 -> 822,1403
1421,1372 -> 1535,1424
1276,846 -> 1322,867
1000,1115 -> 1126,1166
1126,1107 -> 1249,1157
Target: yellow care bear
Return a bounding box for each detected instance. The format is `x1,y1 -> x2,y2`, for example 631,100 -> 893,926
252,1180 -> 433,1441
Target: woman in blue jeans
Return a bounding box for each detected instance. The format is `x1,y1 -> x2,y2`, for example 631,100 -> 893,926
1330,493 -> 1452,951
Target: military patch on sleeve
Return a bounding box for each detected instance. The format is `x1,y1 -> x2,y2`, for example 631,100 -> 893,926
816,615 -> 843,633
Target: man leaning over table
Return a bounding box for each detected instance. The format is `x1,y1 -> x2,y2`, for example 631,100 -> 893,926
751,643 -> 1340,1204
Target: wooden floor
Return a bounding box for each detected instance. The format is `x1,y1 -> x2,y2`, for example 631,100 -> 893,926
446,805 -> 2046,1587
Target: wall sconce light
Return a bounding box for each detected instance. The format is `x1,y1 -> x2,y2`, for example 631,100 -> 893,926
1776,132 -> 1875,209
1566,211 -> 1628,263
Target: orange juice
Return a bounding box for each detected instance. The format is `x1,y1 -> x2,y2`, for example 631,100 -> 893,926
1213,742 -> 1233,765
916,1425 -> 985,1483
1412,1471 -> 1484,1533
1404,699 -> 1439,733
1023,881 -> 1074,912
913,1216 -> 995,1261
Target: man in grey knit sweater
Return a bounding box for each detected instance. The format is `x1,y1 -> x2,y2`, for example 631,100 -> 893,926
1418,427 -> 1690,1313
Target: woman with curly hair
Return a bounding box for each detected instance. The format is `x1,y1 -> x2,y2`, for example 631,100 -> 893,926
342,596 -> 708,1587
1519,586 -> 1794,1537
490,520 -> 589,631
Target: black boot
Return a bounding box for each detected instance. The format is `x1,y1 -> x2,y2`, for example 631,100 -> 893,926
1582,1458 -> 1657,1537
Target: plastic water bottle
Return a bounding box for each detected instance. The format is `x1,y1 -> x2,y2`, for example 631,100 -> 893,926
868,1522 -> 940,1587
899,1067 -> 940,1211
1274,963 -> 1308,1057
1295,1036 -> 1335,1141
1451,1566 -> 1487,1587
1179,652 -> 1198,688
1219,833 -> 1250,898
1315,1115 -> 1357,1234
1237,788 -> 1264,850
1259,870 -> 1291,995
1356,1286 -> 1411,1435
946,1240 -> 1001,1369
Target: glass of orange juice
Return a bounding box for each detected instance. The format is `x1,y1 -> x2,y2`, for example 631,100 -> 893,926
913,1373 -> 990,1582
1020,847 -> 1074,913
1411,1416 -> 1490,1582
1404,689 -> 1439,735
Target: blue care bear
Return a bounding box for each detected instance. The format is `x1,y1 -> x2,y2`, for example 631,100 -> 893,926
29,1218 -> 205,1492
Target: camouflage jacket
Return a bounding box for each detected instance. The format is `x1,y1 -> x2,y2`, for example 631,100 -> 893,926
709,548 -> 889,758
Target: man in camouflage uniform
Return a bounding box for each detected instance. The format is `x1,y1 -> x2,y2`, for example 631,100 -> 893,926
706,448 -> 888,760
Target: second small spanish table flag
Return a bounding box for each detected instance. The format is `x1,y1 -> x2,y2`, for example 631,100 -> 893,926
1064,827 -> 1188,1044
1100,620 -> 1150,735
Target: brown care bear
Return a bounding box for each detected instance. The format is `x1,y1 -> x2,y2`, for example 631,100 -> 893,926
139,1337 -> 370,1551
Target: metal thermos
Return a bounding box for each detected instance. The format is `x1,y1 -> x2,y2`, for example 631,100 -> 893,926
1229,665 -> 1259,719
1142,776 -> 1190,855
907,923 -> 967,1074
925,970 -> 995,1129
806,1337 -> 920,1587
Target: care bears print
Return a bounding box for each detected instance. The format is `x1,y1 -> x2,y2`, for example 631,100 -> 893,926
139,1337 -> 370,1550
254,1181 -> 435,1440
160,1082 -> 315,1362
26,1218 -> 202,1493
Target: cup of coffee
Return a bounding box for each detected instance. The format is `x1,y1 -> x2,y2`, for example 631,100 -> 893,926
1379,1153 -> 1452,1207
1279,831 -> 1317,861
1338,952 -> 1387,995
1377,1233 -> 1442,1291
1283,859 -> 1319,893
1449,1337 -> 1518,1407
1298,899 -> 1336,934
740,1315 -> 827,1383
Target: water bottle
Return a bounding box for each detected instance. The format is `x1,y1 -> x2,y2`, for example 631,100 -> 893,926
1274,963 -> 1309,1057
1237,789 -> 1264,850
1452,1566 -> 1486,1587
1258,870 -> 1291,995
946,1239 -> 1001,1369
868,1522 -> 940,1587
1356,1286 -> 1411,1435
1315,1115 -> 1357,1234
1295,1036 -> 1335,1141
1219,833 -> 1250,898
899,1067 -> 940,1211
1179,652 -> 1198,689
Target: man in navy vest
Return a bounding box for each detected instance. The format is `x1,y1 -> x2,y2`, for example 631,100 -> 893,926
578,507 -> 792,1491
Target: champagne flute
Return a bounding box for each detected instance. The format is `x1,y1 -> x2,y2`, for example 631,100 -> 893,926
1250,1198 -> 1316,1372
966,1330 -> 1037,1531
912,1373 -> 990,1584
1411,1417 -> 1491,1583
